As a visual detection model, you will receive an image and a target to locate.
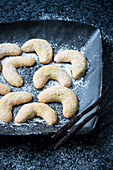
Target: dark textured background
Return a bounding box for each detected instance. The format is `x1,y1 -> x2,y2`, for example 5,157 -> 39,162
0,0 -> 113,169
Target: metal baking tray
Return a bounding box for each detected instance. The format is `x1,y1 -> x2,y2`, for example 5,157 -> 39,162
0,20 -> 102,135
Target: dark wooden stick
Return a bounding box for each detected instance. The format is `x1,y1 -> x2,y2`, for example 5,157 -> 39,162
54,100 -> 113,149
52,86 -> 109,139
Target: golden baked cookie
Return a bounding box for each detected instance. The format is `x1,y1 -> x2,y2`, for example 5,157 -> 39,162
33,65 -> 72,89
3,57 -> 36,87
22,39 -> 53,64
54,50 -> 87,79
0,43 -> 22,71
0,83 -> 11,95
38,86 -> 78,118
0,92 -> 32,123
15,103 -> 57,125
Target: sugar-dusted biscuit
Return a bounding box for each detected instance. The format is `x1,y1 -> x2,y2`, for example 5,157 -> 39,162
0,92 -> 32,123
0,83 -> 11,95
3,57 -> 36,87
33,65 -> 72,89
0,43 -> 22,71
38,86 -> 78,118
54,50 -> 87,79
15,103 -> 57,125
22,39 -> 53,64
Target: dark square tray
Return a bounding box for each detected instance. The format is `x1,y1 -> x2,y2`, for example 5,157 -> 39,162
0,20 -> 102,135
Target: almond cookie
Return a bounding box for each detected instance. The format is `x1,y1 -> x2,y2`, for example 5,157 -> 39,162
3,57 -> 36,87
22,39 -> 53,64
0,43 -> 22,71
0,92 -> 32,123
33,65 -> 72,89
15,103 -> 57,125
38,86 -> 78,118
54,50 -> 87,79
0,83 -> 11,95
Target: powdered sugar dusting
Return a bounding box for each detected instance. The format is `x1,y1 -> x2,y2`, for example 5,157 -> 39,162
0,46 -> 90,129
0,22 -> 102,134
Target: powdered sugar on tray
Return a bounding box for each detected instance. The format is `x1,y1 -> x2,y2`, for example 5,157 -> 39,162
0,48 -> 90,130
0,23 -> 102,134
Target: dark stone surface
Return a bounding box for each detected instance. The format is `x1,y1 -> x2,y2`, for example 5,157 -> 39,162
0,0 -> 113,169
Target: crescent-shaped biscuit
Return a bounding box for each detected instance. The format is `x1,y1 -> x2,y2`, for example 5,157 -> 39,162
3,57 -> 36,87
0,83 -> 11,95
15,103 -> 57,125
54,50 -> 87,79
22,39 -> 53,64
0,43 -> 22,71
38,86 -> 78,118
0,92 -> 32,123
33,65 -> 72,89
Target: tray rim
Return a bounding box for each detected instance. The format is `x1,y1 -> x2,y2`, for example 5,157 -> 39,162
0,19 -> 99,29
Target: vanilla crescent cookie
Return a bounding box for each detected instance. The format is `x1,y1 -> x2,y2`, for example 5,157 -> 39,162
0,43 -> 22,71
22,39 -> 53,64
33,65 -> 72,89
0,83 -> 11,95
0,92 -> 32,123
3,57 -> 36,87
15,103 -> 57,125
38,86 -> 78,118
54,50 -> 87,79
